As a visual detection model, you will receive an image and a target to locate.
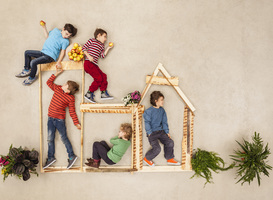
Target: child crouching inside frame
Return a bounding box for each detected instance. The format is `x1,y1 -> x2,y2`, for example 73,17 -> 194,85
85,123 -> 132,168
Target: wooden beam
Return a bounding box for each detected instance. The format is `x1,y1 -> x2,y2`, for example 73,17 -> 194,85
43,166 -> 81,173
39,65 -> 44,173
146,75 -> 179,86
85,167 -> 137,173
80,103 -> 144,114
40,61 -> 83,71
131,105 -> 137,170
181,106 -> 188,170
136,63 -> 160,108
138,107 -> 144,169
80,65 -> 85,172
157,65 -> 196,113
140,166 -> 191,172
189,112 -> 194,170
181,106 -> 192,170
135,106 -> 140,169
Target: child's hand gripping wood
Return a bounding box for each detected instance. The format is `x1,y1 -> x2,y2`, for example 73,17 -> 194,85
54,66 -> 63,77
76,124 -> 81,130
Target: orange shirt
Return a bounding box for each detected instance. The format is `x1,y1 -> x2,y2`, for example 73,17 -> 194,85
47,74 -> 79,125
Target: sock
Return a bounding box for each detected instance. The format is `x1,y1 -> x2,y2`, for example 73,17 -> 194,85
94,159 -> 100,163
87,90 -> 94,95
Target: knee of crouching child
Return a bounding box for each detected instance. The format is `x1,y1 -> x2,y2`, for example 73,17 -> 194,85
166,139 -> 174,148
154,145 -> 161,155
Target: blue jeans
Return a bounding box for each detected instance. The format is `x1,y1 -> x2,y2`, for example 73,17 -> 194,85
24,50 -> 54,78
47,117 -> 75,159
145,130 -> 174,161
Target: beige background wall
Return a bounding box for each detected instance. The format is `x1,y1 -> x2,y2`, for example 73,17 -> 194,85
1,0 -> 273,199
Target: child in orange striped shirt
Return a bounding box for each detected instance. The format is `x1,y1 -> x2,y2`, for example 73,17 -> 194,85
43,67 -> 81,170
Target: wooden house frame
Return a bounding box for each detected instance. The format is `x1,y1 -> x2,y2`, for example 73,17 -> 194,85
38,61 -> 195,173
38,61 -> 144,173
137,63 -> 195,172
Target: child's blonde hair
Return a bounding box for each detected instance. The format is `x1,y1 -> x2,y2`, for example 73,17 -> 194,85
120,123 -> 132,140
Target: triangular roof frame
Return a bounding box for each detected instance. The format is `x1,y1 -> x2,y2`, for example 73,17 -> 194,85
137,63 -> 195,113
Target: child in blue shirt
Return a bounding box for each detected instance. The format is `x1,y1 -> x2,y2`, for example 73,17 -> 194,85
16,22 -> 77,86
143,91 -> 180,167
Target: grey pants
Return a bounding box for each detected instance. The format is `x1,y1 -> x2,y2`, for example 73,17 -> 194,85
145,130 -> 174,161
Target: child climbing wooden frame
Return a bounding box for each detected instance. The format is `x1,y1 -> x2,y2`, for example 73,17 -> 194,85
80,103 -> 144,172
39,61 -> 84,173
137,63 -> 195,172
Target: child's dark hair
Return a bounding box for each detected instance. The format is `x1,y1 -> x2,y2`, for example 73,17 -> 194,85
150,91 -> 164,106
67,81 -> 79,95
94,28 -> 107,39
64,24 -> 77,37
120,123 -> 132,140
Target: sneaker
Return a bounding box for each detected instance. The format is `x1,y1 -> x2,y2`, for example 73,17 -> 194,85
67,155 -> 78,169
143,157 -> 155,167
22,76 -> 37,86
167,158 -> 181,166
43,158 -> 56,169
16,69 -> 31,78
101,90 -> 114,100
87,158 -> 93,163
85,159 -> 100,168
84,91 -> 96,103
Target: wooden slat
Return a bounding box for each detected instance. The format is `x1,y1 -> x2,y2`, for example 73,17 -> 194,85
158,65 -> 195,113
43,166 -> 81,173
135,107 -> 140,169
136,63 -> 160,108
140,166 -> 191,172
138,107 -> 144,169
189,113 -> 194,170
39,65 -> 44,173
80,103 -> 144,114
80,65 -> 85,172
181,106 -> 188,169
40,61 -> 83,71
85,167 -> 137,173
131,106 -> 136,170
146,75 -> 179,86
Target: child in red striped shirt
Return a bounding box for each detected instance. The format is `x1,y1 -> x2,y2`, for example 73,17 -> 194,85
43,67 -> 81,170
82,28 -> 114,103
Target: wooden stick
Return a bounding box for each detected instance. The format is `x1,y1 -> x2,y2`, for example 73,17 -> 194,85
80,61 -> 84,172
135,107 -> 140,170
39,65 -> 44,173
138,107 -> 143,169
81,103 -> 127,107
181,106 -> 188,170
189,112 -> 194,170
146,75 -> 179,86
85,167 -> 137,173
40,61 -> 83,71
80,104 -> 144,114
131,105 -> 135,170
135,63 -> 160,111
140,166 -> 190,172
158,67 -> 195,113
43,166 -> 81,173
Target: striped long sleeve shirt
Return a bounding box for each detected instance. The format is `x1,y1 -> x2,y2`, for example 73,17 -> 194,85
47,74 -> 79,125
82,38 -> 105,65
